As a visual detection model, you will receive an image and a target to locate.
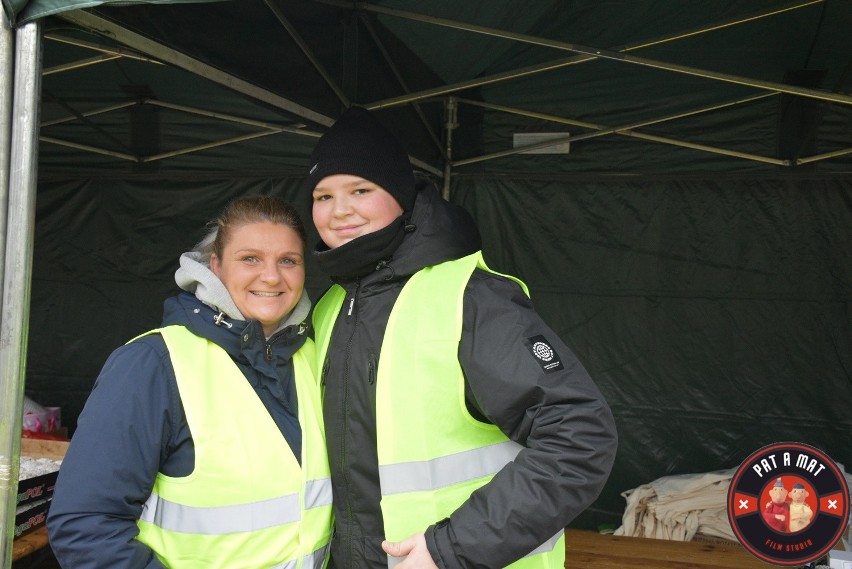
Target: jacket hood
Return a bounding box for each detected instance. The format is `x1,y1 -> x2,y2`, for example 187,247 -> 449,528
174,250 -> 311,337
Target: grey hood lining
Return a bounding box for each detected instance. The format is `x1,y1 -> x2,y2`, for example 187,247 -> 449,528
174,251 -> 311,337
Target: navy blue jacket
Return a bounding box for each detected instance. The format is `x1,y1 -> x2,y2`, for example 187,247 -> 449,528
47,292 -> 307,569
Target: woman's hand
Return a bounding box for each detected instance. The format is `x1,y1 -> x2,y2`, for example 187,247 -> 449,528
382,533 -> 439,569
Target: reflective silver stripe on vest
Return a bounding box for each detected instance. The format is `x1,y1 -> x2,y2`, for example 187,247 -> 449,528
303,542 -> 331,569
305,477 -> 333,510
268,542 -> 330,569
379,440 -> 523,495
140,491 -> 300,534
527,530 -> 563,555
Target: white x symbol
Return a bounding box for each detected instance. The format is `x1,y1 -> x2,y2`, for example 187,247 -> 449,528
739,499 -> 750,510
828,499 -> 837,509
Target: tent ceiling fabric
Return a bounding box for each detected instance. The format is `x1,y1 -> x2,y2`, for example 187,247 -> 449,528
22,0 -> 852,178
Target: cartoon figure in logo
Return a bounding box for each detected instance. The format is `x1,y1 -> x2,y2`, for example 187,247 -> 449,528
788,482 -> 813,532
763,478 -> 789,532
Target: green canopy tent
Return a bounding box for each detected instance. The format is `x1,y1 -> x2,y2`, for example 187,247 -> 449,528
2,1 -> 851,561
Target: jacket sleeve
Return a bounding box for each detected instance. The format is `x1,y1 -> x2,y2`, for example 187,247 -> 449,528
47,336 -> 178,569
424,270 -> 618,569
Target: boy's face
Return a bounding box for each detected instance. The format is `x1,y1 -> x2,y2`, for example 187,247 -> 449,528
311,174 -> 403,249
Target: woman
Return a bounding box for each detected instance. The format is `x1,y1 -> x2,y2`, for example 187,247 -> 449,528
307,106 -> 618,569
47,196 -> 332,569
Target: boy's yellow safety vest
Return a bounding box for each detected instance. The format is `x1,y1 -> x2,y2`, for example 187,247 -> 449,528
313,252 -> 565,569
135,325 -> 332,569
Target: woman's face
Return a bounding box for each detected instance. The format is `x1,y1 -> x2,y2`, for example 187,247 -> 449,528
210,221 -> 305,336
311,174 -> 403,249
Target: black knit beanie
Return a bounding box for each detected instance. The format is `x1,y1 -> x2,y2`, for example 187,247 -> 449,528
306,106 -> 416,212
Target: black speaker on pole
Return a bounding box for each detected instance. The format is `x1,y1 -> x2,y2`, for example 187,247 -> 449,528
123,84 -> 161,173
776,69 -> 826,166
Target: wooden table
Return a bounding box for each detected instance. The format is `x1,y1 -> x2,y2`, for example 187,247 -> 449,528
12,526 -> 49,562
564,529 -> 775,568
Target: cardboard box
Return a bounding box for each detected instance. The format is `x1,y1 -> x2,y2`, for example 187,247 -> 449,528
14,438 -> 67,538
17,439 -> 68,507
14,498 -> 51,538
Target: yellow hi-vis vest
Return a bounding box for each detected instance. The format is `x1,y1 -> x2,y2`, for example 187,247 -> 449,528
134,325 -> 332,569
313,252 -> 565,569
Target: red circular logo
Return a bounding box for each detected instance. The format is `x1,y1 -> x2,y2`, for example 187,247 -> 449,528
727,442 -> 849,566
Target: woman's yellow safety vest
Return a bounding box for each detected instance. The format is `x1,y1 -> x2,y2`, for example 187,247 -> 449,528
313,252 -> 565,569
134,325 -> 332,569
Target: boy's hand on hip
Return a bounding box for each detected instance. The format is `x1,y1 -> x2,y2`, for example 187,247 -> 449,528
382,533 -> 439,569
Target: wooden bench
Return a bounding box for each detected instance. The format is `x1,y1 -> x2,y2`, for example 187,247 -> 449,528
564,529 -> 775,568
12,525 -> 49,562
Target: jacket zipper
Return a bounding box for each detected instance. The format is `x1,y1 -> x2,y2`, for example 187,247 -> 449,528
342,284 -> 359,563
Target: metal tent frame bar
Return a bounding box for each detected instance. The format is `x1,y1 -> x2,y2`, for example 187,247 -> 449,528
350,0 -> 847,172
39,27 -> 324,165
443,100 -> 852,168
356,0 -> 828,109
452,94 -> 787,167
50,0 -> 851,176
39,30 -> 162,75
263,0 -> 350,109
54,9 -> 443,177
358,13 -> 445,160
357,0 -> 851,107
58,9 -> 334,127
265,0 -> 446,168
40,95 -> 322,163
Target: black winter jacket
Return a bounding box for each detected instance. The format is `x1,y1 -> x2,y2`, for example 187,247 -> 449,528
47,292 -> 308,569
319,182 -> 618,569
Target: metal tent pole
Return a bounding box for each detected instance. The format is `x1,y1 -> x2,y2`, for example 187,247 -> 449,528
359,15 -> 444,160
264,0 -> 350,108
0,19 -> 42,566
0,7 -> 13,301
0,14 -> 15,564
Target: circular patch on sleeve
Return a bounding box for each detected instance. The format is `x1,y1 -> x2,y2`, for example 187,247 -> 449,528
525,335 -> 564,373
